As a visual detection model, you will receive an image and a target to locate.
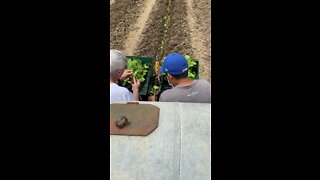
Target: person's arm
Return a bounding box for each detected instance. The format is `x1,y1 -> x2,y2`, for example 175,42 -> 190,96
131,78 -> 140,101
120,70 -> 133,81
159,93 -> 164,102
117,70 -> 133,86
148,95 -> 156,101
159,91 -> 171,102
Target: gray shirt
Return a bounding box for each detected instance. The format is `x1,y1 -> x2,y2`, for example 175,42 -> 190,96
159,79 -> 211,103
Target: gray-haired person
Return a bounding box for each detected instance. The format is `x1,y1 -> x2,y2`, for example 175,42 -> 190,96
110,49 -> 140,103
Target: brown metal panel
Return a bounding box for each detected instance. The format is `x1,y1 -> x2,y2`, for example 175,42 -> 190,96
110,103 -> 160,136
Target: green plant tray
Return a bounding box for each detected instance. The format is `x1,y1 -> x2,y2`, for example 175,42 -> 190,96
126,56 -> 154,96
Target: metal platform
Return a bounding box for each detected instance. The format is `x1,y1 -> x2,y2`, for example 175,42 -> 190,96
110,102 -> 211,180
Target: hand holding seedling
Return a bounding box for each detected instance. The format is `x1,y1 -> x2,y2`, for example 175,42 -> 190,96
120,70 -> 133,80
148,95 -> 156,101
132,78 -> 140,92
132,78 -> 140,101
123,58 -> 149,84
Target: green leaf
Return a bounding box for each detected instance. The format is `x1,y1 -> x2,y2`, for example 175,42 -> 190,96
139,77 -> 145,82
188,72 -> 195,78
123,58 -> 150,85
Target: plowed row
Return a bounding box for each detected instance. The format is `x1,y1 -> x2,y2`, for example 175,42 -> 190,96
110,0 -> 211,82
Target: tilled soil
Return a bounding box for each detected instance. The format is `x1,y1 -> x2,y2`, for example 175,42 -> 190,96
134,0 -> 167,59
163,0 -> 193,59
110,0 -> 211,82
110,0 -> 145,51
190,0 -> 211,82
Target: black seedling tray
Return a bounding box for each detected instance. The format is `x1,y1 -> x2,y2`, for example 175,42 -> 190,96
122,56 -> 154,96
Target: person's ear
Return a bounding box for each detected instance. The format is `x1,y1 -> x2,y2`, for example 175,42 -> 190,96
167,74 -> 173,80
117,69 -> 123,75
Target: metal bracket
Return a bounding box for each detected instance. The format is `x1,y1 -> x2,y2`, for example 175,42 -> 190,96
110,102 -> 160,136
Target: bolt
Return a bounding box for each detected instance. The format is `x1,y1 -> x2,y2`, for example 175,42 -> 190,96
116,116 -> 128,128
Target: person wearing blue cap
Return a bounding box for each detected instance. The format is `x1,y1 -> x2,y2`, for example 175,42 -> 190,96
159,53 -> 211,103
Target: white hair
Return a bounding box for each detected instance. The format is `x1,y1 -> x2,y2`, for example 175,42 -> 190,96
110,49 -> 127,75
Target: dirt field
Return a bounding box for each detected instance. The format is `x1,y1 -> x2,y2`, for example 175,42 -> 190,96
110,0 -> 211,82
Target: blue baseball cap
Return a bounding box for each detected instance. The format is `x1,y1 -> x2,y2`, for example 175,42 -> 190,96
159,53 -> 188,75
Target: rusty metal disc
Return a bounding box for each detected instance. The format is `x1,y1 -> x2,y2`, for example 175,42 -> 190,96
110,103 -> 160,136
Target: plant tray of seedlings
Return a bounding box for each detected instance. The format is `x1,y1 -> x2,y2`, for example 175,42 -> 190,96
120,56 -> 153,96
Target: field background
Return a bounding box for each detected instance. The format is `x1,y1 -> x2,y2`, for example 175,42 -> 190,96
110,0 -> 211,82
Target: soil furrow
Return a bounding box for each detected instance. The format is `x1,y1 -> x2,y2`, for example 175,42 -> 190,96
186,0 -> 211,82
163,0 -> 193,59
110,0 -> 145,51
135,0 -> 168,59
123,0 -> 157,56
110,0 -> 212,82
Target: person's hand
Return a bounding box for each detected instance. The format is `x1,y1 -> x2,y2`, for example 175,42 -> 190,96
131,78 -> 140,92
120,70 -> 133,80
148,95 -> 156,101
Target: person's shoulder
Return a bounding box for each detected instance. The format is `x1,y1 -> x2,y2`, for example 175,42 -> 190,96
163,87 -> 179,94
196,79 -> 211,86
159,89 -> 170,102
111,83 -> 131,93
160,89 -> 171,97
159,88 -> 175,99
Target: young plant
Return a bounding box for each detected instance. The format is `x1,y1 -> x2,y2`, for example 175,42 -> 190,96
149,85 -> 160,96
123,58 -> 150,85
184,55 -> 197,80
